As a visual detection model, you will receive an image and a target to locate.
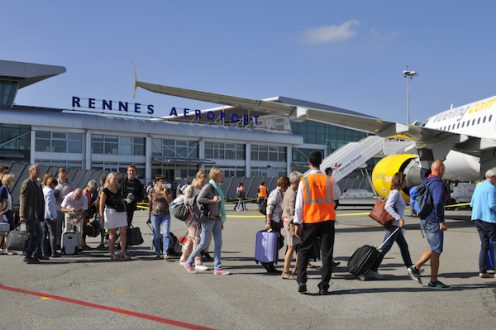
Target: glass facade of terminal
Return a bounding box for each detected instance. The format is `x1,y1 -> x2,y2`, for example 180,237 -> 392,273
205,142 -> 244,160
92,134 -> 145,156
36,131 -> 83,153
291,121 -> 368,168
0,80 -> 18,108
0,124 -> 31,162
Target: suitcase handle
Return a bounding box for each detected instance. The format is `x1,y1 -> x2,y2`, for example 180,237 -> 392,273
377,227 -> 400,250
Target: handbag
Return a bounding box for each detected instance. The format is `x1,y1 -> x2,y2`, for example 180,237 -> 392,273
7,227 -> 33,251
127,225 -> 144,246
368,199 -> 395,226
192,194 -> 210,224
83,219 -> 101,237
170,204 -> 190,221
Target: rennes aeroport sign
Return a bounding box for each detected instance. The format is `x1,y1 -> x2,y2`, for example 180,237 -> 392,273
71,96 -> 259,125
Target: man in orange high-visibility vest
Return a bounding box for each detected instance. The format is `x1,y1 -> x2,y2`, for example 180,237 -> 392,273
257,181 -> 268,203
294,151 -> 341,295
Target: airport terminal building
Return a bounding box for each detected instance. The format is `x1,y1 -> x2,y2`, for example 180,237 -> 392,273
0,60 -> 369,181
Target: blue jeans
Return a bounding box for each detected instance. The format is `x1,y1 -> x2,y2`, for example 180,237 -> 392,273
187,219 -> 223,270
151,214 -> 170,255
475,220 -> 496,273
24,219 -> 43,258
42,219 -> 57,257
372,224 -> 413,271
420,219 -> 444,253
234,198 -> 246,211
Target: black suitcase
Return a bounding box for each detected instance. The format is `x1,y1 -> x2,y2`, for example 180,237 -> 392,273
347,228 -> 400,278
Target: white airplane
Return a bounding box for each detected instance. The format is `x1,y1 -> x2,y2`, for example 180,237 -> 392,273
134,78 -> 496,199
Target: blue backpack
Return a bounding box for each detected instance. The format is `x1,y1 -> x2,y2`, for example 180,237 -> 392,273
410,182 -> 434,219
409,186 -> 419,215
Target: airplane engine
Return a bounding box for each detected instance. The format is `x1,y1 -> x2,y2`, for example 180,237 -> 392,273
371,154 -> 418,201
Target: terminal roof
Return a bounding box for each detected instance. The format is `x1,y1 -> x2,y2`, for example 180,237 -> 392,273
0,59 -> 66,89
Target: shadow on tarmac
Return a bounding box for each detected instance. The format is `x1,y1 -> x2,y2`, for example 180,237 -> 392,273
331,283 -> 496,295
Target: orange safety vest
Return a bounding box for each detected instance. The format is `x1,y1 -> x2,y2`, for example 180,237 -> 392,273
301,173 -> 336,223
257,185 -> 268,199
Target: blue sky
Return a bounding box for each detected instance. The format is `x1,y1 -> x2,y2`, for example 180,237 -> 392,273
3,1 -> 496,124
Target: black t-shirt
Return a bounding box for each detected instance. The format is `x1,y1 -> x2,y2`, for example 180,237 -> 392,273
121,177 -> 144,204
103,188 -> 126,212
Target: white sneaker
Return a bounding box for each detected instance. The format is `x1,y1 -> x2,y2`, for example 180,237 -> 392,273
195,264 -> 209,272
369,271 -> 384,279
179,260 -> 186,266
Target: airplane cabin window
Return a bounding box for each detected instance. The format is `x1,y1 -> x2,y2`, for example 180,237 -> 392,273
483,116 -> 486,123
466,121 -> 470,127
472,119 -> 476,125
478,117 -> 481,124
489,115 -> 493,122
461,122 -> 465,128
457,123 -> 460,129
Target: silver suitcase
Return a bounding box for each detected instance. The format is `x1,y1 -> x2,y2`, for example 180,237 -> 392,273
0,222 -> 10,235
61,231 -> 77,255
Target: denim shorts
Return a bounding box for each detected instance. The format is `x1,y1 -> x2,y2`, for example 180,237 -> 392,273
420,220 -> 444,253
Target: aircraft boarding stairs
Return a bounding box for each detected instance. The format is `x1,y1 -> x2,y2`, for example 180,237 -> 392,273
309,136 -> 413,183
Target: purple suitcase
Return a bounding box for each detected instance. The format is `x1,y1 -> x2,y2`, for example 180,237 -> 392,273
255,230 -> 279,264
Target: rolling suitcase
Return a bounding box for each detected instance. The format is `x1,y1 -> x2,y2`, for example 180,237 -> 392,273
487,240 -> 494,271
347,228 -> 400,278
61,231 -> 77,255
0,222 -> 10,235
254,230 -> 279,264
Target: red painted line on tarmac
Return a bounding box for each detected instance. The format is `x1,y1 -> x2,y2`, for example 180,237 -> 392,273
0,284 -> 215,330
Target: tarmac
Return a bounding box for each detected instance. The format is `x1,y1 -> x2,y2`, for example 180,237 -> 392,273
1,204 -> 495,330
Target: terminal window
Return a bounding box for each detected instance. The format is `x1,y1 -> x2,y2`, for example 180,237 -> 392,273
152,138 -> 199,159
92,134 -> 145,156
0,124 -> 30,150
204,142 -> 244,160
0,80 -> 19,108
35,131 -> 82,153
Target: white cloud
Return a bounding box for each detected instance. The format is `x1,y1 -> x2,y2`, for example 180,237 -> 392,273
302,20 -> 359,45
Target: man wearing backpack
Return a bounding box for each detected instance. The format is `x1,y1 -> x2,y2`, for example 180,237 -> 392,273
408,160 -> 450,289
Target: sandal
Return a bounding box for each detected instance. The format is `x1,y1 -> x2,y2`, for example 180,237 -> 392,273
110,255 -> 120,261
281,272 -> 297,280
119,254 -> 131,260
6,250 -> 17,256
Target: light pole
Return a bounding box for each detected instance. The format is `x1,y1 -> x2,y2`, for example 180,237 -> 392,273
403,68 -> 418,125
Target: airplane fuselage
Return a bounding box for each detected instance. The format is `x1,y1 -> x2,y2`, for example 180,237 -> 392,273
424,96 -> 496,139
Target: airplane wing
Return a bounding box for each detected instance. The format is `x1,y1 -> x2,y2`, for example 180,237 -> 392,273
135,80 -> 495,157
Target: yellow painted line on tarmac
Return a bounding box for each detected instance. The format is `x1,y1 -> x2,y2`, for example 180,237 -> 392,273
338,212 -> 370,217
113,289 -> 127,293
227,214 -> 264,218
40,296 -> 52,301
